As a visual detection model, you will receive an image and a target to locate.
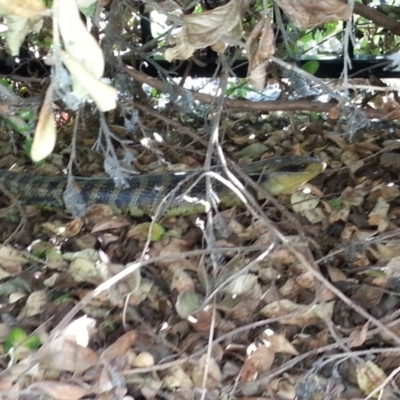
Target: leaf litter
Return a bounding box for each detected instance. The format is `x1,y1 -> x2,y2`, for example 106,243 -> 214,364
1,3 -> 400,399
1,116 -> 400,399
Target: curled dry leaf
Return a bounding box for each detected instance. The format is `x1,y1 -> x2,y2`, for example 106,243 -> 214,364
368,197 -> 390,232
241,346 -> 275,382
275,0 -> 352,30
246,16 -> 275,90
348,322 -> 369,348
260,300 -> 335,327
31,87 -> 56,162
264,329 -> 299,356
165,0 -> 250,61
101,331 -> 137,362
190,306 -> 221,332
222,274 -> 262,300
91,216 -> 130,234
42,218 -> 84,237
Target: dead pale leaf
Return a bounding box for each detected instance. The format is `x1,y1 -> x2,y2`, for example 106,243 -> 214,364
0,0 -> 48,18
58,0 -> 104,78
59,50 -> 117,111
222,274 -> 261,300
18,290 -> 47,318
327,266 -> 347,282
28,382 -> 90,400
246,16 -> 274,89
6,15 -> 43,56
31,86 -> 56,162
164,366 -> 193,389
0,245 -> 27,276
191,354 -> 222,390
260,300 -> 335,327
275,0 -> 351,30
383,256 -> 400,279
38,337 -> 98,373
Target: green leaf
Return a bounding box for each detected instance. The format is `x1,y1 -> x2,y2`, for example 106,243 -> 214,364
5,328 -> 40,352
236,143 -> 268,159
5,117 -> 29,134
24,136 -> 33,159
298,32 -> 314,46
302,60 -> 320,75
19,109 -> 35,121
54,294 -> 72,303
329,197 -> 343,210
175,289 -> 202,318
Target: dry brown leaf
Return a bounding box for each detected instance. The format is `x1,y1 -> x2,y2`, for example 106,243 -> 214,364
327,266 -> 347,282
101,331 -> 137,361
241,346 -> 275,382
28,382 -> 90,400
275,0 -> 351,30
264,330 -> 299,356
380,153 -> 400,169
368,197 -> 389,231
246,17 -> 274,89
165,0 -> 250,61
42,218 -> 84,237
348,322 -> 369,348
91,216 -> 130,233
38,337 -> 98,373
